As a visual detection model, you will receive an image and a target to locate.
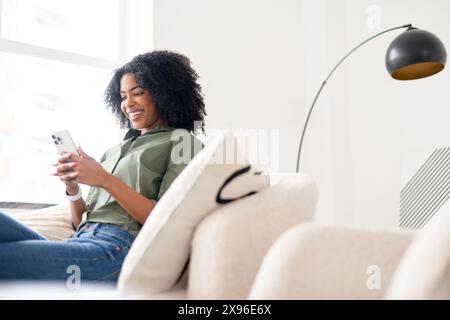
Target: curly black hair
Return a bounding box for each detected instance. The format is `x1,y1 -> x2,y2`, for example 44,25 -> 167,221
104,50 -> 206,134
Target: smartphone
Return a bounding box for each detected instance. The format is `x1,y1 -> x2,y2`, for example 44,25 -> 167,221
51,130 -> 80,156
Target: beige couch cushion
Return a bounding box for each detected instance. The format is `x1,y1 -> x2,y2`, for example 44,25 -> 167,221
188,174 -> 317,299
249,224 -> 413,299
6,204 -> 74,241
118,130 -> 270,295
386,202 -> 450,299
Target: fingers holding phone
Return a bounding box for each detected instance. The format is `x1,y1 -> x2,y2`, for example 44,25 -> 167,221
50,152 -> 79,192
56,155 -> 77,179
49,130 -> 106,189
50,129 -> 80,192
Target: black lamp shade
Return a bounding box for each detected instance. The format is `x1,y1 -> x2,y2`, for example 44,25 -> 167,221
386,28 -> 447,80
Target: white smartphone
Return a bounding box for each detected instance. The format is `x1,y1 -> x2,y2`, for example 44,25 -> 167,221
51,130 -> 80,156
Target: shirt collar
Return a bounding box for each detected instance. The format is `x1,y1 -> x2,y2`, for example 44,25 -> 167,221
123,124 -> 174,141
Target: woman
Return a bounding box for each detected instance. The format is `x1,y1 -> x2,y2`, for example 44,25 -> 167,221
0,50 -> 206,283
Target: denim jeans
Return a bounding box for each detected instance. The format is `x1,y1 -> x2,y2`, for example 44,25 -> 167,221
0,211 -> 135,284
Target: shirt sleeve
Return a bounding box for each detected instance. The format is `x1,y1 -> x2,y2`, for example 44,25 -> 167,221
156,159 -> 187,201
156,132 -> 203,201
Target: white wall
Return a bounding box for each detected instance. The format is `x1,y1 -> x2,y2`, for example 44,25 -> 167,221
153,0 -> 450,227
125,0 -> 154,61
333,0 -> 450,227
153,0 -> 305,168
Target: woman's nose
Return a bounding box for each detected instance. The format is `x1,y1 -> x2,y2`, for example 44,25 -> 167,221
125,96 -> 135,108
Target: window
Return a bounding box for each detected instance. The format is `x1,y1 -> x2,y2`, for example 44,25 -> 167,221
0,0 -> 131,204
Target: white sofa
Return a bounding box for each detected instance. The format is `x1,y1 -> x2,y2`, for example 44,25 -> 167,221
1,173 -> 318,299
3,172 -> 447,300
249,201 -> 450,300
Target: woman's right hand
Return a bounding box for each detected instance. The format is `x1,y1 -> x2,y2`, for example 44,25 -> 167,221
51,153 -> 79,195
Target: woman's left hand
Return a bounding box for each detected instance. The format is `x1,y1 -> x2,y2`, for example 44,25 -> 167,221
70,146 -> 110,188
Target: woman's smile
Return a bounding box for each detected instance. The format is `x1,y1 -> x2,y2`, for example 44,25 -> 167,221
128,109 -> 144,121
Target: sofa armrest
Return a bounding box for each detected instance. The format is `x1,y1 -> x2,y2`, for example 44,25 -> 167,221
249,223 -> 414,299
187,174 -> 317,299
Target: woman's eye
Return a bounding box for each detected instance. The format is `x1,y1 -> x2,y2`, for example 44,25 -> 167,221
133,91 -> 144,96
120,96 -> 127,101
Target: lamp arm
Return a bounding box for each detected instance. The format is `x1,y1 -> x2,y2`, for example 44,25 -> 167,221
295,24 -> 412,173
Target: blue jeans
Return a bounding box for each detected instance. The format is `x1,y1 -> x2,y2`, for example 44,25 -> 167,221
0,211 -> 135,284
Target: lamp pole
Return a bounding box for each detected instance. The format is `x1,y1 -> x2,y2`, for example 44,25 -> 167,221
295,24 -> 413,173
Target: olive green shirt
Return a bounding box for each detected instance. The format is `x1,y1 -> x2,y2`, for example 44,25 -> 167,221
78,125 -> 202,237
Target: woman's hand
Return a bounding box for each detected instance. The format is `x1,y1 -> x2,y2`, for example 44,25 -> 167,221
51,146 -> 110,189
51,153 -> 79,194
71,146 -> 110,188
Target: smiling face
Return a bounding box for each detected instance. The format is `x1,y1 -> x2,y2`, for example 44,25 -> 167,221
120,73 -> 164,134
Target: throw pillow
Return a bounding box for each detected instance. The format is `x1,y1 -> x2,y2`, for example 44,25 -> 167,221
118,130 -> 270,294
6,204 -> 74,241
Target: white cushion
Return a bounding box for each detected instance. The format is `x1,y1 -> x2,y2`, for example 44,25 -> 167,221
386,201 -> 450,299
249,224 -> 413,300
6,204 -> 74,241
118,130 -> 270,294
188,174 -> 317,299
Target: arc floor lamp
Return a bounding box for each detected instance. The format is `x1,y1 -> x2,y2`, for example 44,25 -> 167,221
296,24 -> 447,173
